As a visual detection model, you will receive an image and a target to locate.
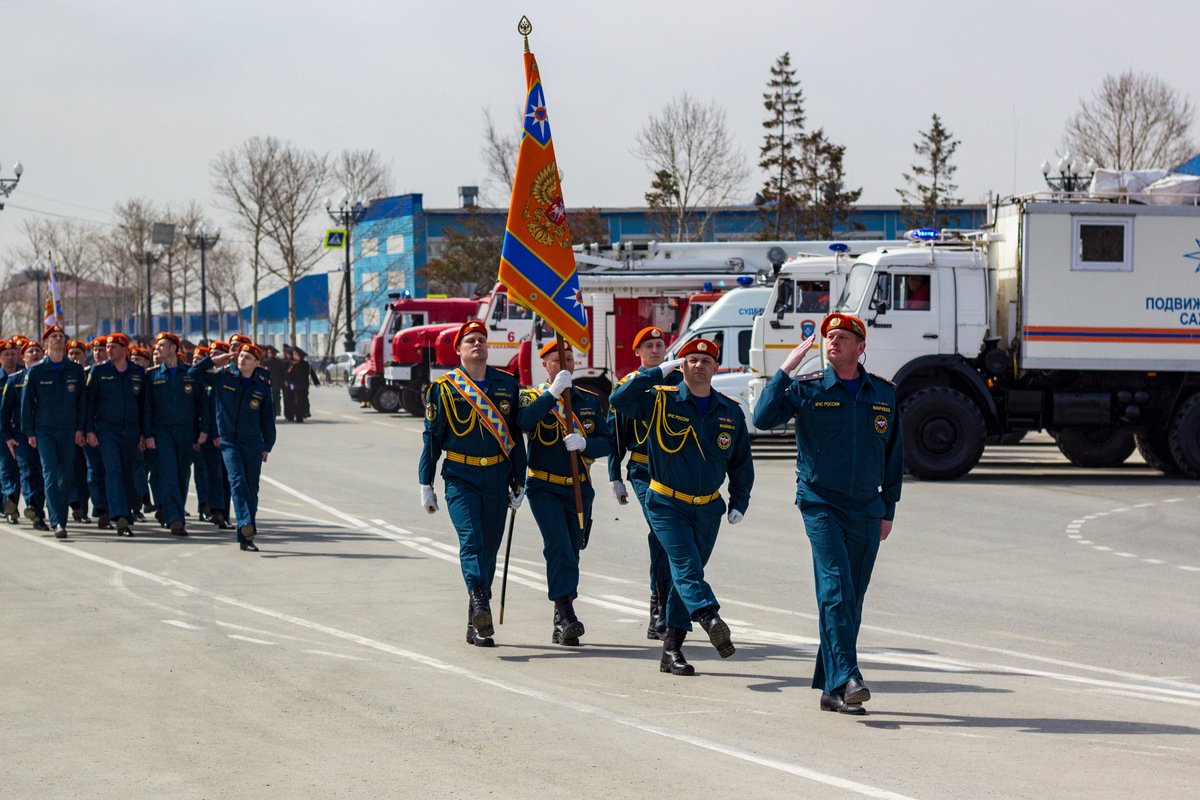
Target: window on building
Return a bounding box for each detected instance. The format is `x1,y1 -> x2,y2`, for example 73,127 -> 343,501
1072,217 -> 1133,271
428,240 -> 444,259
363,307 -> 381,327
361,272 -> 380,292
360,238 -> 379,257
387,235 -> 405,255
387,270 -> 406,290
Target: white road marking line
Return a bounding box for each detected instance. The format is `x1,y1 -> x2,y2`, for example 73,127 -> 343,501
1114,552 -> 1137,558
163,620 -> 202,630
1076,540 -> 1093,545
4,527 -> 920,800
1094,546 -> 1112,551
262,475 -> 368,528
303,650 -> 369,661
227,635 -> 276,645
1164,498 -> 1184,503
1143,559 -> 1165,564
1180,566 -> 1200,572
1091,688 -> 1200,708
1133,503 -> 1155,508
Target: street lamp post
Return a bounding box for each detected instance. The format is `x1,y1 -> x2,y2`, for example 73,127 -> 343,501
0,161 -> 23,210
184,223 -> 221,342
132,240 -> 164,336
1041,153 -> 1097,194
325,192 -> 370,353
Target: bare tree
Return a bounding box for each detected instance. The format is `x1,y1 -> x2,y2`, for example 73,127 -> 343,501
263,144 -> 331,344
108,198 -> 160,337
211,136 -> 283,339
1065,71 -> 1196,170
205,245 -> 245,341
332,149 -> 395,202
46,220 -> 102,336
2,218 -> 55,333
481,107 -> 521,203
632,92 -> 750,241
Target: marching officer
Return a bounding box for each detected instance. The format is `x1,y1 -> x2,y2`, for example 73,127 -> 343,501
84,337 -> 111,529
610,337 -> 753,675
144,332 -> 208,537
608,326 -> 680,640
85,333 -> 145,536
419,320 -> 527,647
66,340 -> 92,523
190,345 -> 212,522
2,339 -> 47,529
518,340 -> 611,646
21,326 -> 87,538
200,342 -> 233,530
188,342 -> 275,550
752,314 -> 904,715
0,340 -> 23,524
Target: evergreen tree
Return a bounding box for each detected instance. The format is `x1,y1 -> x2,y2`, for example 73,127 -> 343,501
898,113 -> 962,229
756,52 -> 806,241
644,169 -> 680,241
799,129 -> 864,240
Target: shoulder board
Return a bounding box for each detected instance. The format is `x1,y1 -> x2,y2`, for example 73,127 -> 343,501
433,374 -> 452,385
575,386 -> 599,398
491,367 -> 516,379
654,385 -> 679,392
796,371 -> 824,382
869,372 -> 896,387
616,370 -> 640,387
716,391 -> 736,404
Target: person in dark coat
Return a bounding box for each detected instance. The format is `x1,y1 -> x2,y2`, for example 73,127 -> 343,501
261,346 -> 287,418
284,348 -> 319,422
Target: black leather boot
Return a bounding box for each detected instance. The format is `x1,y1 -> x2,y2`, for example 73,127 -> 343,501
646,592 -> 661,640
466,601 -> 494,647
654,581 -> 670,640
552,597 -> 584,646
659,626 -> 695,675
469,587 -> 494,638
694,606 -> 735,658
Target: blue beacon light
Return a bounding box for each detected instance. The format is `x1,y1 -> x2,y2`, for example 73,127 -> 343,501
828,243 -> 849,253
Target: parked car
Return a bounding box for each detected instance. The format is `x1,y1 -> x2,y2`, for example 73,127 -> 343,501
325,352 -> 366,384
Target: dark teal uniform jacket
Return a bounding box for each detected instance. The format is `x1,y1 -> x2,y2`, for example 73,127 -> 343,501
22,359 -> 86,437
518,384 -> 611,490
85,360 -> 146,435
753,366 -> 903,520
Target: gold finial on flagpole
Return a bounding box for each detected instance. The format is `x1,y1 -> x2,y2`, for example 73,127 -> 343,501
518,16 -> 532,52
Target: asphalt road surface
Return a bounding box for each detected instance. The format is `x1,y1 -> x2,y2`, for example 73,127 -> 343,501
4,386 -> 1198,799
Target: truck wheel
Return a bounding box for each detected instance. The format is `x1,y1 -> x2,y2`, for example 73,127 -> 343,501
371,386 -> 402,414
1054,428 -> 1136,468
1135,430 -> 1181,475
1168,393 -> 1200,478
901,387 -> 986,480
400,388 -> 424,416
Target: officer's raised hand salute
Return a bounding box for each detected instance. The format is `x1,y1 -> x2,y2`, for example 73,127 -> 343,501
418,320 -> 527,648
753,313 -> 904,715
610,337 -> 752,676
517,341 -> 611,647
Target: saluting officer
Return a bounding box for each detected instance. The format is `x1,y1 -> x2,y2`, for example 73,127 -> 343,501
188,342 -> 276,550
144,332 -> 208,537
85,333 -> 146,536
0,340 -> 23,524
752,313 -> 904,715
21,326 -> 87,538
610,337 -> 753,675
419,320 -> 527,648
518,340 -> 611,646
608,326 -> 680,640
2,339 -> 47,529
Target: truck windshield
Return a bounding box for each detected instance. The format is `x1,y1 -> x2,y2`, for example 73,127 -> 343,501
836,263 -> 875,314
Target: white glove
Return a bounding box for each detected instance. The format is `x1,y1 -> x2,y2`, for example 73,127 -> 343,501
420,485 -> 438,514
727,509 -> 744,525
509,486 -> 525,511
563,433 -> 586,452
611,480 -> 629,504
660,358 -> 685,377
549,369 -> 573,398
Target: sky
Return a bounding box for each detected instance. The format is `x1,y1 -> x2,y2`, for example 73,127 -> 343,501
2,0 -> 1197,263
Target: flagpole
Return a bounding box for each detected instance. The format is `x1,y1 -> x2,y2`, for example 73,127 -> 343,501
555,332 -> 586,531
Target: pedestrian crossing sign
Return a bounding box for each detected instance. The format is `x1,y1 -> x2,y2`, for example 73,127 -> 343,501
325,230 -> 347,249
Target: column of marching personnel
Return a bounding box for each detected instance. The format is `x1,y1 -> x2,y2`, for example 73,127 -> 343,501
420,315 -> 904,715
1,326 -> 274,551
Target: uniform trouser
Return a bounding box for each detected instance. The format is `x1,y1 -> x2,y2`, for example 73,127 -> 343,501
0,443 -> 20,507
152,428 -> 193,527
221,440 -> 262,540
445,480 -> 509,595
645,492 -> 723,631
35,429 -> 76,528
83,444 -> 107,513
630,474 -> 673,589
528,482 -> 592,600
192,447 -> 209,510
801,503 -> 881,694
272,387 -> 282,418
141,449 -> 156,509
204,443 -> 228,514
71,445 -> 88,508
97,428 -> 140,521
14,440 -> 44,515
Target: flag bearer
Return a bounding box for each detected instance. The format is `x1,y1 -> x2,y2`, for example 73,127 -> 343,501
752,315 -> 904,715
0,340 -> 24,524
418,320 -> 527,647
608,326 -> 680,640
518,340 -> 611,646
2,339 -> 47,529
188,342 -> 275,550
22,326 -> 87,538
144,332 -> 208,537
610,337 -> 753,675
84,333 -> 145,536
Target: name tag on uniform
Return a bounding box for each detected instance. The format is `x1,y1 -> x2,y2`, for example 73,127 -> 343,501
872,403 -> 892,413
814,401 -> 841,408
